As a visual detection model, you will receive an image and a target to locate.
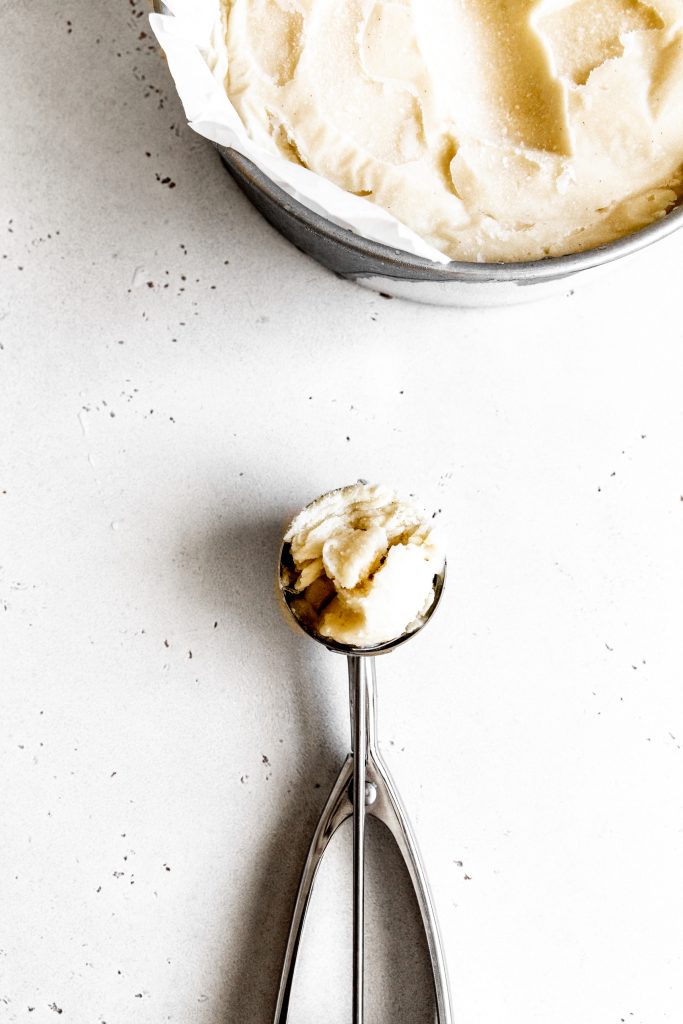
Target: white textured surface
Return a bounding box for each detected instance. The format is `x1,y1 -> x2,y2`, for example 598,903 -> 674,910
1,2 -> 683,1023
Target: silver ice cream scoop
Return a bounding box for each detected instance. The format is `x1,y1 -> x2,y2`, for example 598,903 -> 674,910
274,509 -> 452,1024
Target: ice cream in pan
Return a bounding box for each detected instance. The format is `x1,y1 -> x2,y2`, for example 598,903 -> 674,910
275,484 -> 450,1024
225,0 -> 683,262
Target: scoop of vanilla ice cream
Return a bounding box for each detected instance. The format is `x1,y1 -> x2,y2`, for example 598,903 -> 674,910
282,483 -> 443,647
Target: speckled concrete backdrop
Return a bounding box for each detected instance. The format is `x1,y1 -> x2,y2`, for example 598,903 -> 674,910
1,1 -> 683,1023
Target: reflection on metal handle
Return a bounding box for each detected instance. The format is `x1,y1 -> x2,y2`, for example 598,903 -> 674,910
273,660 -> 452,1024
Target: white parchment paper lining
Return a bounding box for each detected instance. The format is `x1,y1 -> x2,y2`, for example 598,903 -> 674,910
149,0 -> 451,264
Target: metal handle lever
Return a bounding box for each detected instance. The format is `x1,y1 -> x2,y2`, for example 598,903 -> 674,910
273,659 -> 452,1024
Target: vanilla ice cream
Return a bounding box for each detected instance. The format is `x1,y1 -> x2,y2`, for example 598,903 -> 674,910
223,0 -> 683,261
281,483 -> 444,648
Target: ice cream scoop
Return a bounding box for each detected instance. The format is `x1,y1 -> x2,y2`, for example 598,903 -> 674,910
275,484 -> 451,1024
279,481 -> 445,654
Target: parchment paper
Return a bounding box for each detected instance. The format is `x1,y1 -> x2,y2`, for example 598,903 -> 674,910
149,0 -> 452,264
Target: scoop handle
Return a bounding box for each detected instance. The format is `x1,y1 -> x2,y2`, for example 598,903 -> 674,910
273,658 -> 452,1024
348,655 -> 369,1024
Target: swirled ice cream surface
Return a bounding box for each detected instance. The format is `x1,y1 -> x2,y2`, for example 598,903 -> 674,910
224,0 -> 683,261
282,483 -> 443,648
